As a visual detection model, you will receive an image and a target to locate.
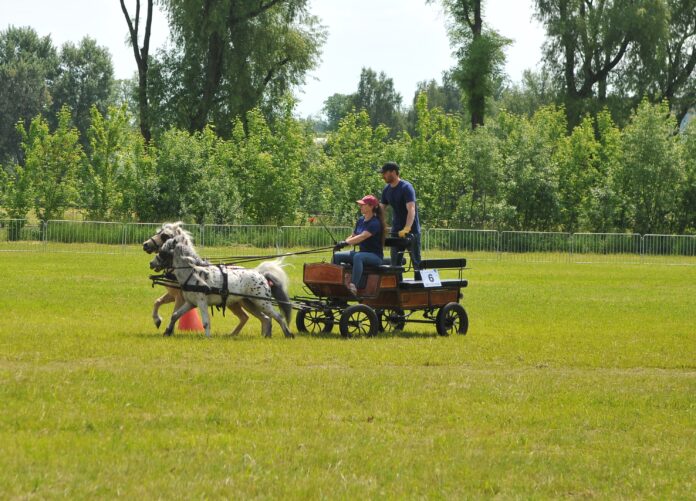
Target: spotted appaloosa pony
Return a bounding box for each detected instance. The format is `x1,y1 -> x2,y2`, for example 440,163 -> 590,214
143,222 -> 252,335
150,234 -> 293,338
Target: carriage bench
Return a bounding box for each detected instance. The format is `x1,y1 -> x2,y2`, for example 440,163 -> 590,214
414,257 -> 467,281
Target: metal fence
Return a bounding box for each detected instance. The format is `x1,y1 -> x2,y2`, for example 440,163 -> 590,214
1,219 -> 695,265
571,233 -> 643,264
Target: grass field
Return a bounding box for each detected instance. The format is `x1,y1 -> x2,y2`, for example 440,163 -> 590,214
1,248 -> 695,498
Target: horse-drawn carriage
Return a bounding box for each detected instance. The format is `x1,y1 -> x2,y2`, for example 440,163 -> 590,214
292,236 -> 469,337
145,223 -> 468,338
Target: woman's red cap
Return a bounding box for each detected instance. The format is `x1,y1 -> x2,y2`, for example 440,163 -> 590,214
356,195 -> 379,207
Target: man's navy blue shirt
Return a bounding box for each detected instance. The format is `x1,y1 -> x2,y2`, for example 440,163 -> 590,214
354,216 -> 383,258
381,180 -> 420,234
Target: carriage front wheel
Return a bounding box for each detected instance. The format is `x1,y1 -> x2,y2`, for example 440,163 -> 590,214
296,308 -> 334,334
436,302 -> 468,336
339,304 -> 378,338
377,307 -> 406,332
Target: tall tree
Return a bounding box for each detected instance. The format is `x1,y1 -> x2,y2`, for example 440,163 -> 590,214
19,107 -> 83,223
616,99 -> 683,234
0,26 -> 58,163
617,0 -> 696,122
407,71 -> 463,134
151,0 -> 325,136
412,71 -> 463,115
497,68 -> 558,117
535,0 -> 668,128
322,93 -> 355,131
50,37 -> 115,148
352,67 -> 404,134
431,0 -> 510,129
120,0 -> 154,142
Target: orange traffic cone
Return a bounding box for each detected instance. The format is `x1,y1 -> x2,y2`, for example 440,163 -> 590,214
178,308 -> 204,333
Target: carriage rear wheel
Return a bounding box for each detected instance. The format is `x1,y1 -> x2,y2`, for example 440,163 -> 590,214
378,308 -> 406,332
339,304 -> 378,338
436,302 -> 468,336
296,308 -> 334,334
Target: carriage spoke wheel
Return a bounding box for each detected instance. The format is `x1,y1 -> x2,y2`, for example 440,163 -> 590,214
296,308 -> 334,334
436,302 -> 468,336
378,308 -> 406,332
339,304 -> 378,338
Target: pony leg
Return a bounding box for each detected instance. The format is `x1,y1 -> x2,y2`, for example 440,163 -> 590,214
229,301 -> 249,336
198,299 -> 212,338
152,291 -> 175,329
163,301 -> 195,337
242,301 -> 272,338
255,300 -> 294,338
172,289 -> 184,309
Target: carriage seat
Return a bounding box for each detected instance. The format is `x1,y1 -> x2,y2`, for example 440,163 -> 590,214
418,258 -> 467,269
403,258 -> 468,288
398,278 -> 468,290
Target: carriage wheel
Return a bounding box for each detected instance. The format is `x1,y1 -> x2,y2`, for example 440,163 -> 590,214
436,302 -> 468,336
295,308 -> 334,334
339,304 -> 378,338
378,308 -> 406,332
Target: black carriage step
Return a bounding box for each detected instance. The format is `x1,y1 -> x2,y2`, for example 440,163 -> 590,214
418,258 -> 467,269
398,278 -> 468,290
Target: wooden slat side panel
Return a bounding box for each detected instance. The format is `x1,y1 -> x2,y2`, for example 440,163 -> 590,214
303,263 -> 344,285
429,289 -> 459,307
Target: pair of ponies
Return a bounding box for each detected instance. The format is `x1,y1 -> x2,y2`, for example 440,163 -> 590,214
143,222 -> 293,338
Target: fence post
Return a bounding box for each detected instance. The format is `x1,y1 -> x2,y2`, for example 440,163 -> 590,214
640,234 -> 644,264
496,231 -> 501,261
200,224 -> 206,249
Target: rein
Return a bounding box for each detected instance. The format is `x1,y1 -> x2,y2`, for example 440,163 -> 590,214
204,245 -> 336,265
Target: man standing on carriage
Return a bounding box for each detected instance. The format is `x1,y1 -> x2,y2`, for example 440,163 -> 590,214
379,161 -> 421,270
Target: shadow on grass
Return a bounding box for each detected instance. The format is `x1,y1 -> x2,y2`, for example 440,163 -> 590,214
127,331 -> 262,342
127,329 -> 452,341
294,329 -> 447,340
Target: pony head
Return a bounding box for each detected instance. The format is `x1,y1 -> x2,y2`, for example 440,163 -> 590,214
149,234 -> 202,271
149,235 -> 178,271
143,221 -> 192,253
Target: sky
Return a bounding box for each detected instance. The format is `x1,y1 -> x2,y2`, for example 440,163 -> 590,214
2,0 -> 545,117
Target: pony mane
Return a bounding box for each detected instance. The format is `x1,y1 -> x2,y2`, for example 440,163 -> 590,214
160,221 -> 195,250
169,234 -> 208,266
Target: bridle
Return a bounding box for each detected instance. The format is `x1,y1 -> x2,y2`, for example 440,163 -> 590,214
144,229 -> 172,253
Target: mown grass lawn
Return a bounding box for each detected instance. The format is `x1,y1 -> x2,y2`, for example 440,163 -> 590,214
1,249 -> 694,498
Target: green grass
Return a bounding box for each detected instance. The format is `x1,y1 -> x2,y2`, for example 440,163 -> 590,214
1,249 -> 694,498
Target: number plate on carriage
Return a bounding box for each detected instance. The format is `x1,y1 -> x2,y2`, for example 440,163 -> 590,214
420,269 -> 441,287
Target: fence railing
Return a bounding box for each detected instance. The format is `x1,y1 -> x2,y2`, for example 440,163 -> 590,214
1,219 -> 694,265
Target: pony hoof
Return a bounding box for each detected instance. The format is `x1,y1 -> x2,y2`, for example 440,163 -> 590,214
154,319 -> 162,329
163,330 -> 173,337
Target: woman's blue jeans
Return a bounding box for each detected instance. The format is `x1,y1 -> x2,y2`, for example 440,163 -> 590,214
332,251 -> 383,288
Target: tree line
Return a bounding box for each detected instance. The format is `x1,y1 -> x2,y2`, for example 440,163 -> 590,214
1,0 -> 694,235
2,96 -> 694,235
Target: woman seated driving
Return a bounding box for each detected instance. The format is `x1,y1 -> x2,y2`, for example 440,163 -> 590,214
332,194 -> 385,295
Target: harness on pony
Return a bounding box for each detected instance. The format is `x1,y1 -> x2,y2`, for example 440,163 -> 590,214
151,264 -> 282,315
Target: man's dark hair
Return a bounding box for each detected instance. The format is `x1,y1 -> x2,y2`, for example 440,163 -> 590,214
380,161 -> 400,174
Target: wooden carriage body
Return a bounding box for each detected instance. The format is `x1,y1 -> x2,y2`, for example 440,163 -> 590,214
301,260 -> 466,310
